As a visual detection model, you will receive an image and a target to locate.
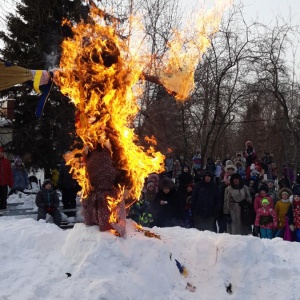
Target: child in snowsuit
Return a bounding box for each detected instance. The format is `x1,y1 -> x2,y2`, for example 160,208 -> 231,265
254,198 -> 277,239
287,192 -> 300,242
35,179 -> 62,227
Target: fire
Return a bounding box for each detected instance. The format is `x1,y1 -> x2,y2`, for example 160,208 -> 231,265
56,1 -> 231,223
57,6 -> 165,211
158,0 -> 232,102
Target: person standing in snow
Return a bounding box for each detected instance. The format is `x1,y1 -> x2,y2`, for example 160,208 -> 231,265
287,192 -> 300,242
11,156 -> 29,193
224,173 -> 252,235
254,198 -> 278,239
191,171 -> 221,232
35,179 -> 62,227
0,146 -> 13,209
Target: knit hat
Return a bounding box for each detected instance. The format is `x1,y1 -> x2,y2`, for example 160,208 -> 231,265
261,198 -> 269,205
245,141 -> 253,147
42,179 -> 52,188
293,191 -> 300,196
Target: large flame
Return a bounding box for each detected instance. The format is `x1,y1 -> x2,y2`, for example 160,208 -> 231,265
56,1 -> 231,218
158,0 -> 232,101
58,7 -> 164,205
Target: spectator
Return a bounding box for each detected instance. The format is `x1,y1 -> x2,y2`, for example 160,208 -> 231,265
191,171 -> 221,232
267,179 -> 279,205
0,146 -> 13,209
173,159 -> 182,182
243,141 -> 257,169
164,153 -> 174,179
192,151 -> 202,173
222,154 -> 231,167
254,198 -> 278,239
223,173 -> 252,235
11,156 -> 29,193
287,192 -> 300,242
275,188 -> 292,238
223,164 -> 237,186
234,152 -> 246,165
153,178 -> 181,227
36,179 -> 62,227
278,173 -> 291,190
206,157 -> 216,175
147,173 -> 160,193
177,165 -> 194,196
58,158 -> 81,220
253,185 -> 274,213
214,159 -> 223,185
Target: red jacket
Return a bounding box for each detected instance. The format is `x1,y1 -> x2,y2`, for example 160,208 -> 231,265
255,207 -> 278,229
0,157 -> 13,187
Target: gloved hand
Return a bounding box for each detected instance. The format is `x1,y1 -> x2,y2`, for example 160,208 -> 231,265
225,214 -> 232,224
253,226 -> 260,236
290,225 -> 295,232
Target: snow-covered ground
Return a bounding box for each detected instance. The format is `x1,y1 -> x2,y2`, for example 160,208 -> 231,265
0,213 -> 299,300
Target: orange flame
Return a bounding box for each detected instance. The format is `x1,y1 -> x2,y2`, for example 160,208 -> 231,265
56,1 -> 231,219
58,7 -> 165,206
158,0 -> 232,101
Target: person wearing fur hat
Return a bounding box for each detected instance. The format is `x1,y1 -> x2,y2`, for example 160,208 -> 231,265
253,185 -> 274,213
223,173 -> 253,235
254,198 -> 278,239
191,171 -> 221,231
274,188 -> 292,238
35,179 -> 62,227
0,146 -> 13,209
223,164 -> 237,186
153,178 -> 181,227
287,192 -> 300,242
12,156 -> 29,193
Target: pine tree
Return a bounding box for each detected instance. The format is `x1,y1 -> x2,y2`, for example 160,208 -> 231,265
0,0 -> 89,172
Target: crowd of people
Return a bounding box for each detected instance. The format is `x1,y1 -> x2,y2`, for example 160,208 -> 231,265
2,140 -> 300,240
129,141 -> 300,242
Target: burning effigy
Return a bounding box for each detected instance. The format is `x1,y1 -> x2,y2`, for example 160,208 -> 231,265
55,1 -> 231,236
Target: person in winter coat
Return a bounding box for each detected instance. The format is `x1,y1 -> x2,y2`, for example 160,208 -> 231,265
12,156 -> 29,192
243,140 -> 257,169
267,179 -> 279,205
177,165 -> 194,194
253,185 -> 274,213
224,173 -> 252,235
191,171 -> 221,232
58,158 -> 81,219
287,192 -> 300,242
153,178 -> 181,227
254,198 -> 278,239
275,188 -> 292,238
0,146 -> 13,209
35,179 -> 62,227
